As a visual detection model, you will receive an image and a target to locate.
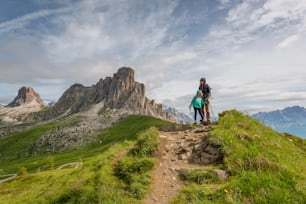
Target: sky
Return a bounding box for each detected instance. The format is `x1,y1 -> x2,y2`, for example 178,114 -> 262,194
1,0 -> 306,116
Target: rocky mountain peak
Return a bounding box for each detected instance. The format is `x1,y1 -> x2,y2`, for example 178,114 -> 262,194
7,87 -> 44,107
32,67 -> 173,121
116,67 -> 134,81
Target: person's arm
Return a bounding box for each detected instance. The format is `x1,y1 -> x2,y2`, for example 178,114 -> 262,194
190,97 -> 194,109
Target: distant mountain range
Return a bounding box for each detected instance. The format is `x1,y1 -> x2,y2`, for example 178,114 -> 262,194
163,106 -> 192,124
0,67 -> 174,123
252,106 -> 306,138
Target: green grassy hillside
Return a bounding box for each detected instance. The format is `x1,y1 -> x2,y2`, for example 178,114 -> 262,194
0,128 -> 162,203
1,111 -> 305,203
0,115 -> 170,203
0,115 -> 170,174
174,110 -> 306,203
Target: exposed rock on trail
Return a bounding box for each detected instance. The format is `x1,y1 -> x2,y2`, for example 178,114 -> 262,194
145,124 -> 225,204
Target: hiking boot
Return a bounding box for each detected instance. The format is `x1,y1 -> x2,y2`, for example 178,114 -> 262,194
207,120 -> 211,125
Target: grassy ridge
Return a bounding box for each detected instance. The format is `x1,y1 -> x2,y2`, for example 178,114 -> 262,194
174,110 -> 306,203
0,116 -> 169,203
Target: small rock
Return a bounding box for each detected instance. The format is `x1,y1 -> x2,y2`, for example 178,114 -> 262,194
210,169 -> 228,180
178,154 -> 188,160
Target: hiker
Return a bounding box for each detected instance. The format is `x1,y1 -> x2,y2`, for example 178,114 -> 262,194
199,77 -> 211,124
189,90 -> 207,124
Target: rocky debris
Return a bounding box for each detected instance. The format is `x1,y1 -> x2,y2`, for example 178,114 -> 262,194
189,137 -> 224,165
7,87 -> 44,108
146,124 -> 226,203
162,126 -> 224,165
30,67 -> 174,122
28,107 -> 121,154
0,124 -> 26,138
27,102 -> 128,153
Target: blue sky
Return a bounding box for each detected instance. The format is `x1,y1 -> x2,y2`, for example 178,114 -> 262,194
1,0 -> 306,115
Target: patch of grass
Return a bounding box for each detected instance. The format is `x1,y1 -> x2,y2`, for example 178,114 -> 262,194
114,127 -> 159,199
178,168 -> 221,185
130,127 -> 159,157
0,122 -> 58,162
174,110 -> 306,203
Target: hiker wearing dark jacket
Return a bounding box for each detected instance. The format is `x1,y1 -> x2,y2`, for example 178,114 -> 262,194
199,77 -> 211,124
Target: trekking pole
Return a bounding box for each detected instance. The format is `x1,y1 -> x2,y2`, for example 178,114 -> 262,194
209,103 -> 216,121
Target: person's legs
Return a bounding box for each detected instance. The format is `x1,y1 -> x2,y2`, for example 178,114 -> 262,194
198,108 -> 204,121
201,105 -> 206,120
205,104 -> 210,123
194,108 -> 204,123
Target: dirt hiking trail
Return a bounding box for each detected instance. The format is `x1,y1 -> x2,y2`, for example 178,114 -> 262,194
145,124 -> 225,204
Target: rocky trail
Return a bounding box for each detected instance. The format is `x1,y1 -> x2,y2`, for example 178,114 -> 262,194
145,124 -> 225,204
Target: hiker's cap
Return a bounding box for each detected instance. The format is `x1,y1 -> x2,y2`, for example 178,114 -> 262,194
197,90 -> 202,94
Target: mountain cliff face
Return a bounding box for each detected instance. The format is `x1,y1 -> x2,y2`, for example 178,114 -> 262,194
33,67 -> 173,121
252,106 -> 306,138
0,87 -> 45,122
7,87 -> 44,108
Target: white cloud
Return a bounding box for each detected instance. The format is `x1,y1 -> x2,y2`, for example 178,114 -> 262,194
162,52 -> 198,65
0,6 -> 73,33
278,34 -> 300,48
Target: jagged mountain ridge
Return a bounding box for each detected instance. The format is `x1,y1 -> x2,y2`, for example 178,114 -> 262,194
252,106 -> 306,138
31,67 -> 173,121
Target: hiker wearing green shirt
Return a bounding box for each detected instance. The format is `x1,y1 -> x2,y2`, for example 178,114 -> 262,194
189,90 -> 207,124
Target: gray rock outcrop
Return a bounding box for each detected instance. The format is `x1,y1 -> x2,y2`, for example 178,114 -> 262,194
7,87 -> 44,107
1,87 -> 45,122
32,67 -> 173,121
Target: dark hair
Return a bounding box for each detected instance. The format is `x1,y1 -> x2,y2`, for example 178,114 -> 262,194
200,77 -> 206,82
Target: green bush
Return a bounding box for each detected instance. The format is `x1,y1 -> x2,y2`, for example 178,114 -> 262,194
114,127 -> 159,199
114,157 -> 154,184
129,182 -> 147,199
130,127 -> 159,157
18,166 -> 28,176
